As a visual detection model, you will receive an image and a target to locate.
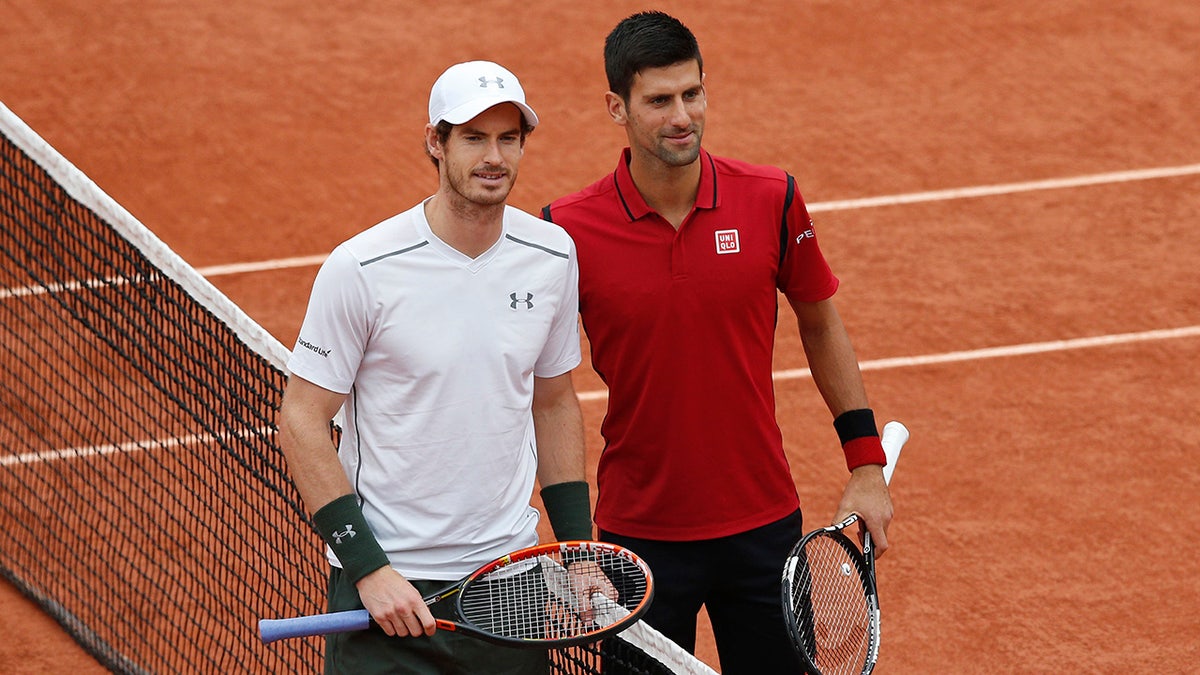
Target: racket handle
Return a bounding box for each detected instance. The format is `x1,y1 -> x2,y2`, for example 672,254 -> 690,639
259,609 -> 370,643
880,421 -> 909,485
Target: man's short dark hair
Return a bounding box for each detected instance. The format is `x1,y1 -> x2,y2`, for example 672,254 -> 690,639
604,11 -> 703,102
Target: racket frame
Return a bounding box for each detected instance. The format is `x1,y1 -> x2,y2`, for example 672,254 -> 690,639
782,515 -> 880,675
445,539 -> 654,647
781,420 -> 907,674
259,540 -> 653,649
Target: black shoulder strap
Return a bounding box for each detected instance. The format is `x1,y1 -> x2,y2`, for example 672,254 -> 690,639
779,173 -> 796,268
540,204 -> 554,223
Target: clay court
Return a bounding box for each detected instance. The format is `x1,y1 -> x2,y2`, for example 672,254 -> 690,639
2,1 -> 1199,672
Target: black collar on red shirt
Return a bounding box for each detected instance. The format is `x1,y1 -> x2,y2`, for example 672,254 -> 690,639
611,147 -> 720,222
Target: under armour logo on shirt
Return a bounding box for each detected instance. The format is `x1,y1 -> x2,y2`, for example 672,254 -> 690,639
510,292 -> 534,310
332,525 -> 356,545
479,76 -> 505,89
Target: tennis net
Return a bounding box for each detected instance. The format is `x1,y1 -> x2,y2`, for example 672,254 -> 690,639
0,100 -> 717,674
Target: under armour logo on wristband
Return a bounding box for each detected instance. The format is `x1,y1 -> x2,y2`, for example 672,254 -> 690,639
478,76 -> 505,89
332,525 -> 356,544
510,292 -> 534,310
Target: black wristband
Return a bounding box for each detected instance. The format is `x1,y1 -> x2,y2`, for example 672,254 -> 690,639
312,494 -> 390,584
833,408 -> 879,444
540,480 -> 593,541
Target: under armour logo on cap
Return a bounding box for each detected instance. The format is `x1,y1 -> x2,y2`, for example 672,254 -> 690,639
478,76 -> 505,89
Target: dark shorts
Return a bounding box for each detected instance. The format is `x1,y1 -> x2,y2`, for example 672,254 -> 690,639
601,510 -> 806,675
323,566 -> 549,675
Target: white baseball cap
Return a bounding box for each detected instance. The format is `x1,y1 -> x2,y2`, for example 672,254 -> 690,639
428,61 -> 539,129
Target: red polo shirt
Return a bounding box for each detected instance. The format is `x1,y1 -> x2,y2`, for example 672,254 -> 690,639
543,148 -> 839,540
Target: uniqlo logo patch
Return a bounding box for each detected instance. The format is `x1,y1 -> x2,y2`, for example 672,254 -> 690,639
715,229 -> 740,254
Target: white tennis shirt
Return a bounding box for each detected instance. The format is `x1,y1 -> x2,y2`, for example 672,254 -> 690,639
287,200 -> 581,580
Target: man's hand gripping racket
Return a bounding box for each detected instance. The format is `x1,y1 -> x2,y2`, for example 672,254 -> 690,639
259,541 -> 653,649
782,420 -> 909,675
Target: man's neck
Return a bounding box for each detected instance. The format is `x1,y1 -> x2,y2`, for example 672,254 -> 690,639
628,152 -> 701,230
423,193 -> 505,259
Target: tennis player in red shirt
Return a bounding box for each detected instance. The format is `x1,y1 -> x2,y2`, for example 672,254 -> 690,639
541,11 -> 895,674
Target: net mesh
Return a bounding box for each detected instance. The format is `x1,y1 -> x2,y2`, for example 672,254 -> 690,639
0,101 -> 716,675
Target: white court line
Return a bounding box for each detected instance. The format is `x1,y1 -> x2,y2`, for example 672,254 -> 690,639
190,163 -> 1200,278
8,163 -> 1197,292
5,163 -> 1198,294
9,165 -> 1198,461
11,327 -> 1196,462
805,163 -> 1200,212
2,428 -> 273,468
197,254 -> 328,277
575,325 -> 1200,402
0,275 -> 149,300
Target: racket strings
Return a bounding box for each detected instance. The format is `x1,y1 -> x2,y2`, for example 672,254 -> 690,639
789,535 -> 874,675
457,549 -> 649,641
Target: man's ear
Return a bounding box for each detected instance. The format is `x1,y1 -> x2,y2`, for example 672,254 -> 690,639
424,123 -> 444,160
605,92 -> 627,126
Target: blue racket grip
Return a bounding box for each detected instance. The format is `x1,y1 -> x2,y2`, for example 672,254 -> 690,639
259,609 -> 371,643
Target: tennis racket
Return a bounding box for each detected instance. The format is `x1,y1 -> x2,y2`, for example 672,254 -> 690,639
782,420 -> 910,675
259,540 -> 653,649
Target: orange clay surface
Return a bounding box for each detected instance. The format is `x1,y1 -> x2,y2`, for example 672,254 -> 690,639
2,1 -> 1199,672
